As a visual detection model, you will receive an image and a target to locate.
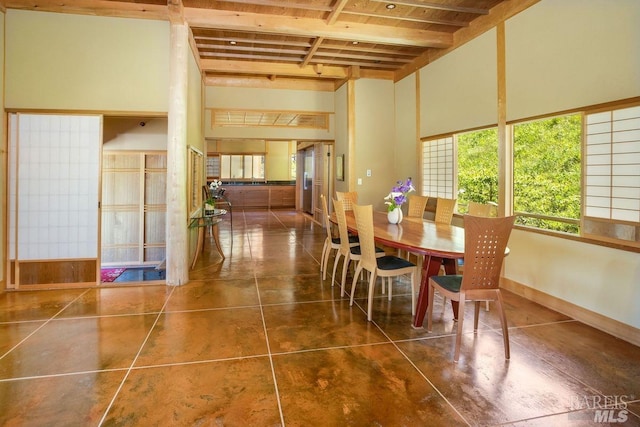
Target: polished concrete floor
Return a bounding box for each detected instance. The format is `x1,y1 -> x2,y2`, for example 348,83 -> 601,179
1,210 -> 639,426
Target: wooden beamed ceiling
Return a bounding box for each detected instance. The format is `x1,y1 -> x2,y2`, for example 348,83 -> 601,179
5,0 -> 540,88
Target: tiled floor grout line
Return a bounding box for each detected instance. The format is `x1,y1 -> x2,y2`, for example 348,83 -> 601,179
248,210 -> 287,426
0,288 -> 92,362
97,285 -> 177,426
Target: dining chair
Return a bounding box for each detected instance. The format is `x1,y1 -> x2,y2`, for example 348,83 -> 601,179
332,199 -> 385,296
407,195 -> 429,218
427,214 -> 516,362
350,204 -> 418,321
467,201 -> 492,217
434,197 -> 457,224
462,200 -> 495,311
400,195 -> 429,262
320,194 -> 357,280
336,191 -> 358,211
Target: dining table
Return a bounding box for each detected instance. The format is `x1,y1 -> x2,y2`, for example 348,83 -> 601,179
334,210 -> 466,328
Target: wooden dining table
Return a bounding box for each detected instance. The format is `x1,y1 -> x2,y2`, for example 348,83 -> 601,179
334,210 -> 465,328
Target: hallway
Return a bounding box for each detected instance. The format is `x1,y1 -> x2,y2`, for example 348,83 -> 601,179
0,210 -> 638,426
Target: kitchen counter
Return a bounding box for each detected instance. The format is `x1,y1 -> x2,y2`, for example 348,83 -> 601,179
218,183 -> 295,209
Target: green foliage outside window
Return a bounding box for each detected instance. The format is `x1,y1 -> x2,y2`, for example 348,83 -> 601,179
513,114 -> 581,233
457,128 -> 499,212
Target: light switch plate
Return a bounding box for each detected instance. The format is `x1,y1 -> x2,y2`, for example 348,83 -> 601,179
357,178 -> 362,185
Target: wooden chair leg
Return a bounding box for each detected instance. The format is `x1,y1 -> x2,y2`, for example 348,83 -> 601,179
453,294 -> 466,363
495,292 -> 510,360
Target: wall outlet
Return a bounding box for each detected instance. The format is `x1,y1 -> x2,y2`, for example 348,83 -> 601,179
366,169 -> 371,177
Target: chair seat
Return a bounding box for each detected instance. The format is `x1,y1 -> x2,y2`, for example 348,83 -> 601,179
350,245 -> 384,256
377,255 -> 416,270
332,235 -> 359,245
430,275 -> 462,292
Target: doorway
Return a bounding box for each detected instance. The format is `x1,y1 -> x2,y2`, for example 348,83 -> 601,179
302,147 -> 314,215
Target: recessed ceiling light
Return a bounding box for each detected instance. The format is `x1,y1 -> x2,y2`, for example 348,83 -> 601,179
352,41 -> 359,45
386,3 -> 396,9
229,41 -> 237,45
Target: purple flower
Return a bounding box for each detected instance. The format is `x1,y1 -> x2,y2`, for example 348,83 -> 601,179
384,177 -> 415,212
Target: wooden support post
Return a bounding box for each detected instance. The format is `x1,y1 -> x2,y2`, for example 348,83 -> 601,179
166,22 -> 190,286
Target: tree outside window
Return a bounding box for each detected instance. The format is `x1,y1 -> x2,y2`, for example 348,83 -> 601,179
513,114 -> 581,233
457,128 -> 498,212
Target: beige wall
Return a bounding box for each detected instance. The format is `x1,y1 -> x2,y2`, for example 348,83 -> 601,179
420,29 -> 497,137
394,74 -> 418,191
354,79 -> 396,212
5,10 -> 170,112
103,118 -> 168,150
412,0 -> 640,331
334,84 -> 349,195
0,12 -> 5,289
205,86 -> 335,140
506,0 -> 640,121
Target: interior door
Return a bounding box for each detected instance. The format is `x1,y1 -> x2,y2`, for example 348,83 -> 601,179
302,147 -> 314,214
7,113 -> 101,288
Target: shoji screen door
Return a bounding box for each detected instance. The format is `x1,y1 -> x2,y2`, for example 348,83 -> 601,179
8,113 -> 101,288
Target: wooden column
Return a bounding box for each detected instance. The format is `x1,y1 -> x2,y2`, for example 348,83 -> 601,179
166,21 -> 189,286
496,22 -> 513,217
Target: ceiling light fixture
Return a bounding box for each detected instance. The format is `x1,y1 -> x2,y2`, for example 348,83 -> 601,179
352,41 -> 359,45
386,3 -> 396,9
229,41 -> 237,45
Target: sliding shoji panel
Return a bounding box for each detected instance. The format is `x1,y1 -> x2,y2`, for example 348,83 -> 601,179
9,113 -> 101,287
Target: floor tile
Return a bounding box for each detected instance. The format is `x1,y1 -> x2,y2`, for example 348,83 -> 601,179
397,332 -> 598,425
165,278 -> 259,311
57,286 -> 171,317
510,321 -> 640,397
257,273 -> 340,305
135,307 -> 267,366
0,289 -> 86,322
272,343 -> 467,426
0,315 -> 156,379
103,358 -> 282,426
263,299 -> 389,353
0,371 -> 126,427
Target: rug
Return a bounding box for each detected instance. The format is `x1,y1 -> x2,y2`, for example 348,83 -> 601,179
101,268 -> 126,283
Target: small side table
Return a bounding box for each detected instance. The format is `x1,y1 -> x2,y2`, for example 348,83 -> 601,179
189,209 -> 227,269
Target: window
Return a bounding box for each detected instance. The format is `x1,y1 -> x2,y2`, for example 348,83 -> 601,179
220,154 -> 265,181
583,104 -> 640,247
421,136 -> 454,198
457,128 -> 498,212
513,114 -> 582,233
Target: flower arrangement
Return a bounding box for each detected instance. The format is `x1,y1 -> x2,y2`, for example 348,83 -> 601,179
384,178 -> 415,212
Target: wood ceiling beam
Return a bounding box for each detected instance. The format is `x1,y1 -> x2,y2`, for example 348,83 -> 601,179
200,59 -> 350,79
302,37 -> 324,68
213,0 -> 332,13
370,0 -> 489,15
184,8 -> 452,48
4,0 -> 168,20
340,9 -> 469,27
327,0 -> 349,25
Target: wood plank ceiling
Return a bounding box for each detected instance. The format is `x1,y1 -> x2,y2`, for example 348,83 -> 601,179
5,0 -> 539,88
